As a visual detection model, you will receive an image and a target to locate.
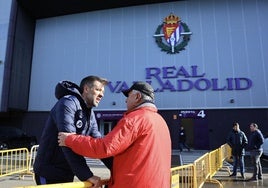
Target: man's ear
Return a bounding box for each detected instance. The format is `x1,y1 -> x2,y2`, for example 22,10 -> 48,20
135,92 -> 142,101
83,85 -> 90,94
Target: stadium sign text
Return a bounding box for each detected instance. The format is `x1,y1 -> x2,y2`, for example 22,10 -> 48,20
107,65 -> 253,93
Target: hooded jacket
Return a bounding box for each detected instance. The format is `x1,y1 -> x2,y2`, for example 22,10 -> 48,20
33,81 -> 101,182
64,103 -> 172,188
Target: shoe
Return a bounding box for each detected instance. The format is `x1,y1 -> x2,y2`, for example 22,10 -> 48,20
258,176 -> 263,180
229,173 -> 236,177
247,177 -> 258,181
241,174 -> 245,179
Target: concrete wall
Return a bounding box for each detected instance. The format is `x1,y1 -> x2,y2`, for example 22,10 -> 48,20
0,0 -> 12,110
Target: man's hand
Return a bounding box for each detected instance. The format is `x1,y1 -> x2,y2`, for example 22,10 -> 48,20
58,132 -> 74,146
87,175 -> 102,188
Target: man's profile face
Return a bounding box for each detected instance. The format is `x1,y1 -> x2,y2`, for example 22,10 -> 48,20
249,124 -> 255,132
83,81 -> 105,107
233,125 -> 238,131
125,90 -> 141,111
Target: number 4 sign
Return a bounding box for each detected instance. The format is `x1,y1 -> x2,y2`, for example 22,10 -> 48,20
197,110 -> 206,118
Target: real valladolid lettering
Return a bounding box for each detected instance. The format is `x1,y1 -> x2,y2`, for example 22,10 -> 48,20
108,65 -> 253,93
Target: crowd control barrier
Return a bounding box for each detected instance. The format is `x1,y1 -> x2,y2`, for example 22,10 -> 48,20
15,180 -> 110,188
170,143 -> 231,188
170,163 -> 195,188
20,145 -> 39,179
0,148 -> 29,178
1,144 -> 232,188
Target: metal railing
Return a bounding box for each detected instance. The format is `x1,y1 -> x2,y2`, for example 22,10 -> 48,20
1,144 -> 232,188
170,143 -> 231,188
0,148 -> 29,178
170,163 -> 195,188
19,145 -> 39,179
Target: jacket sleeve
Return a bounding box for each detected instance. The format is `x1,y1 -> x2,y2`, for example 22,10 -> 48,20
257,130 -> 265,148
56,97 -> 94,181
65,117 -> 136,159
89,110 -> 102,138
242,132 -> 248,148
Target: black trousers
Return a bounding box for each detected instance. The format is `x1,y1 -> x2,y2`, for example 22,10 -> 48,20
34,174 -> 73,185
35,157 -> 112,186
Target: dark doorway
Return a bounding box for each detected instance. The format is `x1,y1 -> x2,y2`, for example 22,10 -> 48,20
179,118 -> 209,150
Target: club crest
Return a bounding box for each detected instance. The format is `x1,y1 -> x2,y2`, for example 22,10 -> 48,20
154,13 -> 192,54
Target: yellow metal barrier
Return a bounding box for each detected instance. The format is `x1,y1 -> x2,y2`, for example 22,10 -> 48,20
16,181 -> 93,188
16,179 -> 109,188
209,148 -> 221,177
3,143 -> 233,188
20,145 -> 39,179
170,148 -> 225,188
194,153 -> 210,188
206,149 -> 223,188
0,148 -> 29,178
170,164 -> 195,188
221,143 -> 232,162
219,144 -> 231,175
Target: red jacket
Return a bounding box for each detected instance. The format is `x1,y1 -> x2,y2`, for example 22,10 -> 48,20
65,105 -> 171,188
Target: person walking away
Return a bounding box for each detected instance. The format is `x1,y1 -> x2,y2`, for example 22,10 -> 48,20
247,123 -> 264,181
226,122 -> 248,179
33,76 -> 112,188
179,126 -> 190,152
58,81 -> 172,188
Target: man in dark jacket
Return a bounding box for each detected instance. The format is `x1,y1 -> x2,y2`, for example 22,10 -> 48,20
33,76 -> 111,188
179,126 -> 190,152
226,122 -> 248,179
247,123 -> 264,181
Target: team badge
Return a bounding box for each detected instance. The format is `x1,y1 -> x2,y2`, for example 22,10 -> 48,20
154,13 -> 192,54
76,120 -> 83,129
75,110 -> 84,130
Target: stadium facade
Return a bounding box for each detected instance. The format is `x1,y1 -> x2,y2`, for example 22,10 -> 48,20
0,0 -> 267,149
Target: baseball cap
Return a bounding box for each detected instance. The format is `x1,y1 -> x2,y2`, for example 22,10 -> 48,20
122,81 -> 154,100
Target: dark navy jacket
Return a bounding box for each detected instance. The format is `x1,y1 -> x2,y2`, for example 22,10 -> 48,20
33,81 -> 101,182
248,129 -> 264,151
226,130 -> 248,156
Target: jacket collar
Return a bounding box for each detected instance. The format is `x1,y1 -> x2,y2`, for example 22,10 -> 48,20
125,102 -> 157,114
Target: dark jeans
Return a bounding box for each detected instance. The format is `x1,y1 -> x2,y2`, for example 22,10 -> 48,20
250,149 -> 263,179
179,142 -> 190,151
232,155 -> 245,175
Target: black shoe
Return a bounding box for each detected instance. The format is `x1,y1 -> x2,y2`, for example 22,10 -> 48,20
241,174 -> 245,179
229,173 -> 236,177
258,176 -> 263,180
247,177 -> 258,181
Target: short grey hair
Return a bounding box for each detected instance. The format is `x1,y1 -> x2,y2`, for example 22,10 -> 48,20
132,90 -> 154,103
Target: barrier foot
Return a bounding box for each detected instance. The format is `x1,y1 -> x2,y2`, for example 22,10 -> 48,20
19,172 -> 35,180
221,166 -> 231,175
205,178 -> 223,188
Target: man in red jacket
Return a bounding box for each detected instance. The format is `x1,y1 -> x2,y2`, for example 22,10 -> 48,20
58,81 -> 172,188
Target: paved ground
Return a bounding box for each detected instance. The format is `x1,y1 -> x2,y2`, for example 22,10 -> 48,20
177,150 -> 268,188
1,150 -> 268,188
204,155 -> 268,188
